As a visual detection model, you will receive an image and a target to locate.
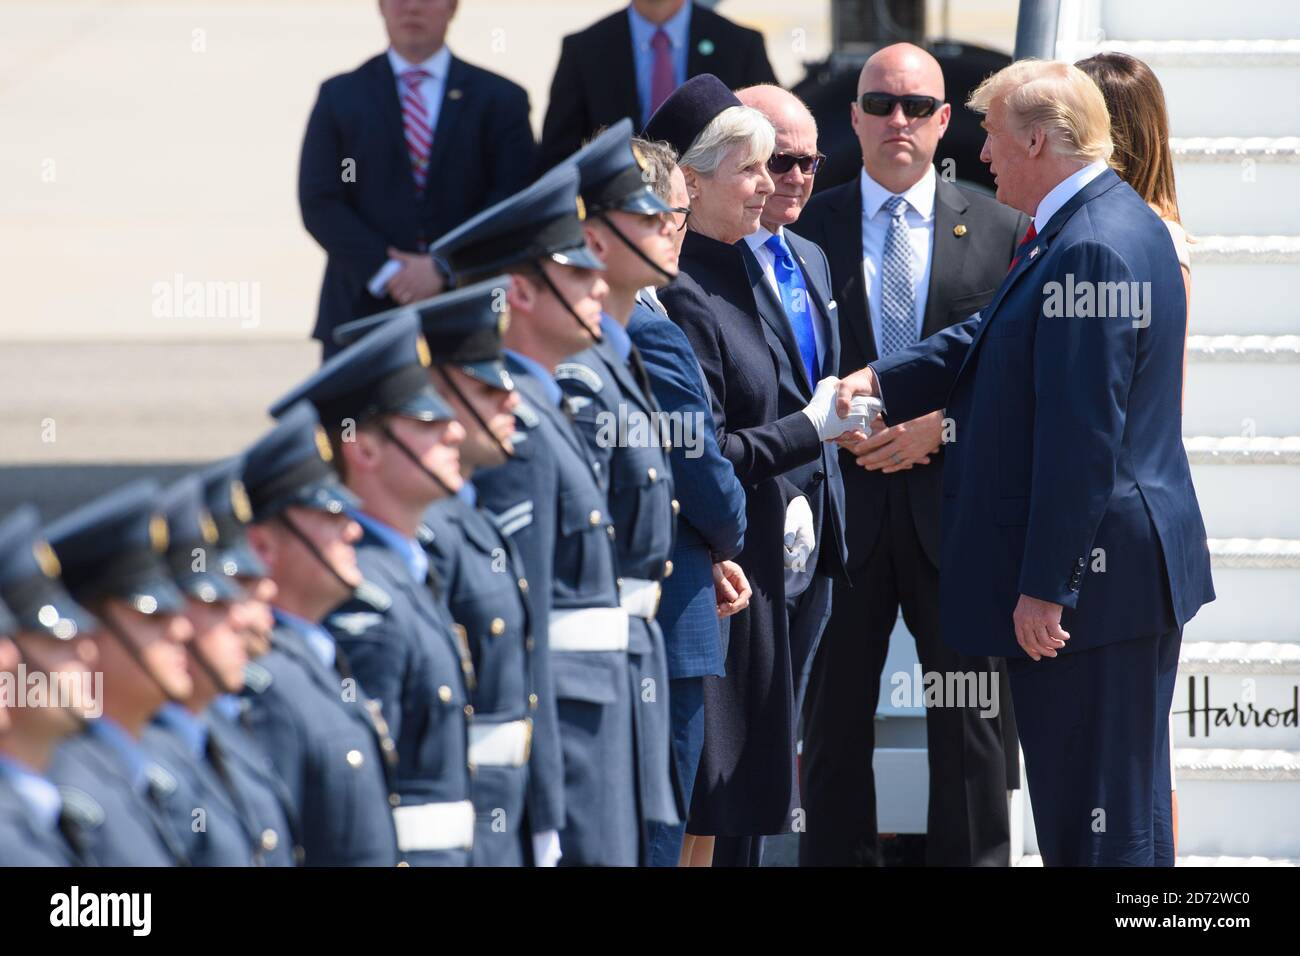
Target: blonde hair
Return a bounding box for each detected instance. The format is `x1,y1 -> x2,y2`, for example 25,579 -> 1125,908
968,59 -> 1113,164
678,105 -> 775,177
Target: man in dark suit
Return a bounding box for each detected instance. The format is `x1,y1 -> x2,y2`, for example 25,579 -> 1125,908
837,59 -> 1215,866
794,45 -> 1026,867
735,85 -> 848,714
299,0 -> 535,355
537,0 -> 775,172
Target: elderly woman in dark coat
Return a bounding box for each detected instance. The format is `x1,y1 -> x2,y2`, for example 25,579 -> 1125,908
645,75 -> 861,866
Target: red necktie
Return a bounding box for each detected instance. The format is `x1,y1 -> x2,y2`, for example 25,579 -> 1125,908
649,30 -> 675,117
1007,222 -> 1037,273
401,69 -> 432,194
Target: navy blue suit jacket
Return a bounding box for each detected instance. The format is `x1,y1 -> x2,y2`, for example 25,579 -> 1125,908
739,232 -> 848,587
871,170 -> 1214,657
299,52 -> 535,350
628,299 -> 746,679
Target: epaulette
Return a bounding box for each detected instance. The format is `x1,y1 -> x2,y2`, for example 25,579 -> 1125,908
242,660 -> 273,694
555,361 -> 604,394
513,401 -> 540,430
327,611 -> 384,637
145,763 -> 178,798
353,580 -> 393,612
58,786 -> 105,830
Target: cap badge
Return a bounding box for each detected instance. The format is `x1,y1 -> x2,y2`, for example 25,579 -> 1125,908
416,332 -> 432,369
314,425 -> 334,462
149,514 -> 170,553
199,509 -> 219,545
575,195 -> 586,221
230,479 -> 253,524
33,538 -> 61,579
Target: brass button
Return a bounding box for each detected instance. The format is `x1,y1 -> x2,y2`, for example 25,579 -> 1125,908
438,685 -> 453,703
671,499 -> 680,515
647,467 -> 657,481
518,578 -> 528,593
588,510 -> 601,526
397,861 -> 410,868
464,704 -> 474,718
490,617 -> 505,636
346,749 -> 364,768
389,793 -> 401,807
664,560 -> 674,578
529,693 -> 539,710
261,829 -> 279,851
953,223 -> 967,237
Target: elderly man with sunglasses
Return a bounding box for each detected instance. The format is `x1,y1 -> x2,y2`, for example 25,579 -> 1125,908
734,85 -> 849,739
794,43 -> 1028,867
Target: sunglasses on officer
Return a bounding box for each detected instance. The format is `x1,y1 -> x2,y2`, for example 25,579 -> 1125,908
857,92 -> 943,118
767,152 -> 826,176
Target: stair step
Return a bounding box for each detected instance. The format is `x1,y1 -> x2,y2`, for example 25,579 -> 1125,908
1087,40 -> 1300,137
1175,747 -> 1300,780
1183,359 -> 1300,435
1187,443 -> 1300,537
1180,641 -> 1300,673
1184,540 -> 1300,643
1186,334 -> 1300,361
1173,139 -> 1300,234
1185,436 -> 1300,464
1188,236 -> 1300,335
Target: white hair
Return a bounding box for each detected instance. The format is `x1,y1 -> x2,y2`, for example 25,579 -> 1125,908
678,105 -> 775,177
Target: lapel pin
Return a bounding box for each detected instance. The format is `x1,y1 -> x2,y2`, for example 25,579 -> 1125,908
1028,246 -> 1039,260
447,88 -> 463,100
698,38 -> 715,56
953,224 -> 967,237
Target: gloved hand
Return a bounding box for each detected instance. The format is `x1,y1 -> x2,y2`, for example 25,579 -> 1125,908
784,495 -> 815,572
802,377 -> 882,441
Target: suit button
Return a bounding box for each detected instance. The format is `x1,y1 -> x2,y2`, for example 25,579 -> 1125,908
812,470 -> 825,483
389,793 -> 401,808
529,693 -> 539,710
261,829 -> 279,852
589,510 -> 602,526
346,749 -> 364,768
490,617 -> 505,636
607,525 -> 616,540
518,578 -> 528,593
438,685 -> 453,703
464,704 -> 474,718
1076,557 -> 1086,567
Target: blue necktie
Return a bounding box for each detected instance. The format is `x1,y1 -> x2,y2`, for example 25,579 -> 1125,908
879,195 -> 918,356
764,233 -> 819,388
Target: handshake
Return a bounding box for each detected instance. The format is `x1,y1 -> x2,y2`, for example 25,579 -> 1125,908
801,375 -> 883,441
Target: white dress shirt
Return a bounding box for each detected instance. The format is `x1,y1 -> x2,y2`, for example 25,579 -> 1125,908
860,165 -> 936,351
1033,160 -> 1109,235
387,45 -> 452,141
743,225 -> 829,374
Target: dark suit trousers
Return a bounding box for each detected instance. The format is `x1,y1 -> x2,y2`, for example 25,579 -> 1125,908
1008,626 -> 1180,867
800,477 -> 1012,866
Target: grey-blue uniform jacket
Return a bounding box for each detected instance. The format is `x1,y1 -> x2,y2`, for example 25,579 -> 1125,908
472,352 -> 638,866
206,701 -> 301,866
48,723 -> 189,866
324,524 -> 474,867
143,715 -> 266,867
0,764 -> 90,866
557,321 -> 681,836
423,493 -> 536,866
241,620 -> 401,866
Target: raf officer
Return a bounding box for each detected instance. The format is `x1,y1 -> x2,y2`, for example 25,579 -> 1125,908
431,162 -> 640,866
335,277 -> 539,866
0,507 -> 101,866
44,481 -> 197,866
239,402 -> 402,866
561,119 -> 683,853
270,313 -> 475,866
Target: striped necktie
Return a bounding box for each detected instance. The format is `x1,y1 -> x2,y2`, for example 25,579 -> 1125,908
400,69 -> 433,194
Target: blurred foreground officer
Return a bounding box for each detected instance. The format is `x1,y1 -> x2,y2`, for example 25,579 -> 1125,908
564,120 -> 683,849
432,163 -> 640,866
196,459 -> 304,864
300,0 -> 535,353
272,315 -> 475,866
0,508 -> 101,866
337,278 -> 538,865
141,477 -> 295,866
240,403 -> 401,866
45,481 -> 196,866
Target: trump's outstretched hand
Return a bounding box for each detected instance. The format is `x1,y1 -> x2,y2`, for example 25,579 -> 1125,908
840,409 -> 943,474
1013,594 -> 1070,661
835,366 -> 880,418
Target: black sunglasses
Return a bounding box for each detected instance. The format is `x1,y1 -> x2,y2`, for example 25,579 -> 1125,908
767,152 -> 826,175
857,92 -> 943,118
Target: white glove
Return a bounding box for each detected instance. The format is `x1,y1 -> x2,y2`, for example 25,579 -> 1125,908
784,495 -> 815,572
802,377 -> 882,441
531,828 -> 562,867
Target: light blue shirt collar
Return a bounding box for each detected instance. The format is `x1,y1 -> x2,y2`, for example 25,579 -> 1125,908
274,608 -> 337,670
600,314 -> 633,362
86,717 -> 153,794
457,481 -> 478,507
859,165 -> 937,222
211,694 -> 243,724
0,754 -> 62,831
154,702 -> 208,761
386,44 -> 452,82
628,0 -> 692,50
351,510 -> 429,583
1033,160 -> 1109,235
505,349 -> 564,409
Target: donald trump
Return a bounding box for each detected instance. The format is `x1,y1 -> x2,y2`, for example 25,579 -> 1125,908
836,60 -> 1214,866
